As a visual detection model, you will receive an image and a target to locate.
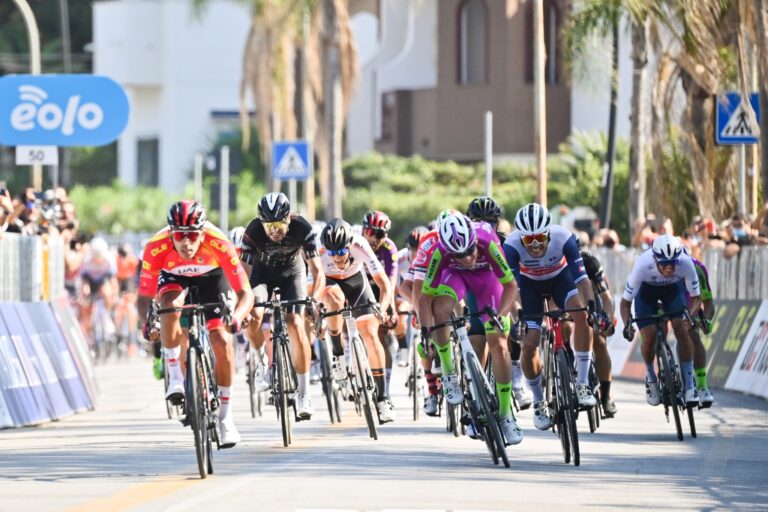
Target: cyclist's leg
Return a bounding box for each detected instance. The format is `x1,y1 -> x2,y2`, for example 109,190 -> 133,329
592,330 -> 616,412
319,282 -> 346,356
244,284 -> 268,351
465,291 -> 488,367
634,285 -> 664,405
157,275 -> 187,399
393,297 -> 410,365
559,277 -> 593,387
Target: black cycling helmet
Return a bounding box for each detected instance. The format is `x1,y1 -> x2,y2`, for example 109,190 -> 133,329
321,218 -> 354,251
167,200 -> 207,231
257,192 -> 291,222
405,226 -> 429,249
466,196 -> 502,222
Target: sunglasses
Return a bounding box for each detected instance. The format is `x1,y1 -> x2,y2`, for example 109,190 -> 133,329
263,220 -> 289,230
521,233 -> 548,246
655,258 -> 678,267
363,227 -> 386,239
172,230 -> 202,242
327,247 -> 350,256
452,243 -> 477,259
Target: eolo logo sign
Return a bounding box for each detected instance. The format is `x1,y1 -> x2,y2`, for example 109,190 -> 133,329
0,75 -> 130,146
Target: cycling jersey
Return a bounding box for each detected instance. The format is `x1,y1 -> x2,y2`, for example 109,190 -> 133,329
503,225 -> 588,283
138,222 -> 248,297
622,249 -> 700,302
691,257 -> 713,302
422,222 -> 513,326
396,247 -> 411,284
241,215 -> 318,268
81,253 -> 116,285
368,237 -> 398,282
408,230 -> 439,282
319,234 -> 384,280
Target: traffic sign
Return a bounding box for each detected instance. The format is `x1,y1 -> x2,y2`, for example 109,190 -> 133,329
15,146 -> 58,165
716,92 -> 760,145
0,75 -> 130,147
272,140 -> 311,180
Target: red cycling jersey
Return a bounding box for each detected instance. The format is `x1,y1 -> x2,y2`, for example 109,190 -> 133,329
138,223 -> 249,297
408,230 -> 439,282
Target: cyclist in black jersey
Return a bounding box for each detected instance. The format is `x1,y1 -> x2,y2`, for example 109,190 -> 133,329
240,192 -> 326,420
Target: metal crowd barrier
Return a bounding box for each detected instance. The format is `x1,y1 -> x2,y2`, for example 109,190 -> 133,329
596,245 -> 768,301
0,233 -> 65,302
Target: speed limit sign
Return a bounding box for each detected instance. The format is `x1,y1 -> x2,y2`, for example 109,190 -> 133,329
15,145 -> 59,165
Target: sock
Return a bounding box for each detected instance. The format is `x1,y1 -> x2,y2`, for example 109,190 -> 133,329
496,381 -> 512,418
397,335 -> 407,350
600,380 -> 611,402
434,342 -> 455,374
218,385 -> 231,422
426,371 -> 438,396
372,368 -> 387,399
526,374 -> 544,402
297,372 -> 310,395
574,351 -> 591,385
511,360 -> 524,388
681,360 -> 695,390
695,368 -> 708,390
385,368 -> 392,397
645,361 -> 657,383
164,346 -> 183,381
330,332 -> 344,357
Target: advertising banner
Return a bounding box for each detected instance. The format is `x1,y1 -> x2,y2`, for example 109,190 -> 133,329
29,302 -> 92,411
725,300 -> 768,398
0,304 -> 50,425
51,296 -> 97,404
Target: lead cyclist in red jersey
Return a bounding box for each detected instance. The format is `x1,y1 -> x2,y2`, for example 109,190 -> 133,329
137,200 -> 254,448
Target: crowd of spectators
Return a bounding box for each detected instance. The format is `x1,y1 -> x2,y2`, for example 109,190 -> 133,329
0,186 -> 79,239
577,202 -> 768,261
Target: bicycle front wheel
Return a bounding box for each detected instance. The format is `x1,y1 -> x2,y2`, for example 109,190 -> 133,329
466,353 -> 508,467
658,340 -> 683,441
275,338 -> 293,447
247,349 -> 258,418
353,337 -> 378,440
187,348 -> 210,479
318,337 -> 339,424
556,350 -> 580,466
410,339 -> 420,422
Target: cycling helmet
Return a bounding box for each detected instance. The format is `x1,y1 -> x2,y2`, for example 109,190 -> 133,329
652,234 -> 682,262
362,210 -> 392,233
257,192 -> 291,222
438,213 -> 477,255
405,226 -> 429,249
228,226 -> 246,250
321,218 -> 354,251
434,208 -> 458,230
514,203 -> 551,235
90,237 -> 109,257
467,196 -> 502,222
167,200 -> 207,231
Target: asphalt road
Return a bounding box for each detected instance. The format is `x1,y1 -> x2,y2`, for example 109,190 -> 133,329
2,357 -> 767,512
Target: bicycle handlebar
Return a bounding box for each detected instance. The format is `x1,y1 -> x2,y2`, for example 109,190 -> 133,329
254,296 -> 318,310
428,305 -> 502,333
318,300 -> 381,319
629,309 -> 693,326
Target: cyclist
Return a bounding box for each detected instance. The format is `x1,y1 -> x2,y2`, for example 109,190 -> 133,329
466,196 -> 532,410
503,203 -> 597,432
688,256 -> 716,407
395,226 -> 429,365
421,212 -> 523,444
137,200 -> 254,448
114,242 -> 140,355
80,237 -> 118,349
240,192 -> 325,420
361,210 -> 402,397
619,234 -> 701,407
317,218 -> 397,422
228,226 -> 250,371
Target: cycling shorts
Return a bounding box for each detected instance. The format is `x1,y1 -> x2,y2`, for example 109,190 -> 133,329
464,292 -> 485,336
518,271 -> 579,330
422,267 -> 502,325
157,268 -> 233,330
634,282 -> 687,329
250,261 -> 308,313
327,270 -> 376,318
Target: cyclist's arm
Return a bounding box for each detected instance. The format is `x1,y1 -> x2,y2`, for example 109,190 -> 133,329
137,294 -> 153,326
398,278 -> 414,305
498,279 -> 518,318
306,255 -> 325,300
414,279 -> 434,331
598,276 -> 616,322
619,298 -> 632,329
232,286 -> 255,326
372,271 -> 392,313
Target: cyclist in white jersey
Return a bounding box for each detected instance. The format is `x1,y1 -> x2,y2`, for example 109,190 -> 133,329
620,234 -> 702,406
317,219 -> 397,422
503,203 -> 597,430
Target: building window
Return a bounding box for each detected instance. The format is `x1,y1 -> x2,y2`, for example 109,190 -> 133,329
458,0 -> 488,85
137,138 -> 159,187
525,0 -> 561,84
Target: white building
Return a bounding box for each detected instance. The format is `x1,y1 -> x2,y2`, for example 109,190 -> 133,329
93,0 -> 251,192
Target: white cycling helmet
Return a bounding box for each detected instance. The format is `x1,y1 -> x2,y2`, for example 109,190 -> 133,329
514,203 -> 551,236
651,234 -> 682,262
438,213 -> 477,255
434,208 -> 458,231
90,237 -> 109,257
228,226 -> 246,249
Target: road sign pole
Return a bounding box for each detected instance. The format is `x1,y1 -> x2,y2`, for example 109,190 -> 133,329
220,146 -> 229,233
288,179 -> 297,213
194,153 -> 203,204
484,111 -> 492,197
739,144 -> 746,216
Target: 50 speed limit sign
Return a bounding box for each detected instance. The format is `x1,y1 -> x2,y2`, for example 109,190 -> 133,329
15,145 -> 59,165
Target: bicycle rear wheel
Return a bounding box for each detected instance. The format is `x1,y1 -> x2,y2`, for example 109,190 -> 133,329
587,361 -> 600,433
658,341 -> 683,441
556,350 -> 580,466
163,360 -> 175,419
353,337 -> 378,440
687,403 -> 697,438
466,353 -> 508,467
275,337 -> 293,447
187,348 -> 210,478
247,349 -> 258,418
410,339 -> 420,422
318,337 -> 338,424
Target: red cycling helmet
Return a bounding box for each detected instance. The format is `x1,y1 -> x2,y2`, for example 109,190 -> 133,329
167,200 -> 207,231
362,210 -> 392,233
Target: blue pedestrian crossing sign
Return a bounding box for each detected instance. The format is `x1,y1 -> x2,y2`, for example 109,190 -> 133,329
272,140 -> 311,180
716,92 -> 760,145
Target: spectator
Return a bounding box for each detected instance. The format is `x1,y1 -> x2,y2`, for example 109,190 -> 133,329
599,228 -> 624,251
723,213 -> 768,259
0,187 -> 13,235
753,201 -> 768,237
632,213 -> 658,249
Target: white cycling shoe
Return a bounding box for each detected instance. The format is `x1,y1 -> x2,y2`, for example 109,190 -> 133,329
645,379 -> 661,406
441,373 -> 463,406
499,415 -> 523,446
533,400 -> 552,430
576,384 -> 597,408
513,385 -> 533,410
297,394 -> 314,420
331,355 -> 347,381
378,399 -> 397,423
219,417 -> 241,448
165,378 -> 184,404
423,395 -> 439,416
395,348 -> 409,367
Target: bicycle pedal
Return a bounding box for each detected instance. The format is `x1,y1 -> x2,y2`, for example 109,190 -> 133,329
167,393 -> 184,406
178,415 -> 190,427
